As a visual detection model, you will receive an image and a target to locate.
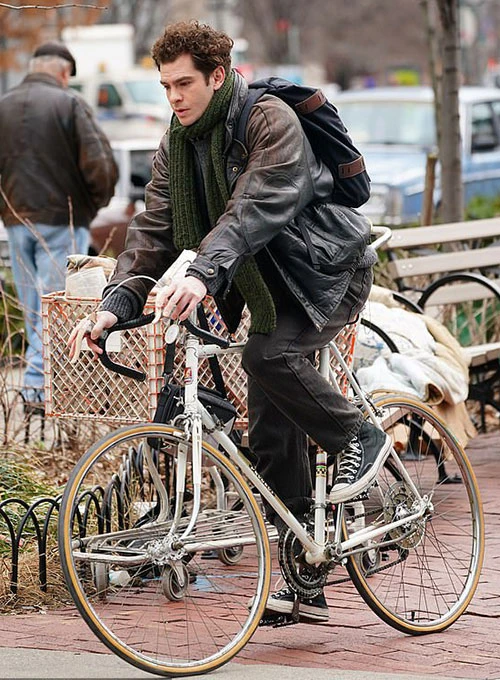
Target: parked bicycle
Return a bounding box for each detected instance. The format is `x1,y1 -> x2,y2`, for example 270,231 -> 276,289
58,227 -> 484,677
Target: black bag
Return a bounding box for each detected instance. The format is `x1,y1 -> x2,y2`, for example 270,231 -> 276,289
148,382 -> 237,449
235,77 -> 370,208
154,382 -> 236,429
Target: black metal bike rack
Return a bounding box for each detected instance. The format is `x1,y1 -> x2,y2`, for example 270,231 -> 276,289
0,441 -> 169,597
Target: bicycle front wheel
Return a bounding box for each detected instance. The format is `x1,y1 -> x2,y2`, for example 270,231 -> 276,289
58,423 -> 271,677
345,393 -> 484,635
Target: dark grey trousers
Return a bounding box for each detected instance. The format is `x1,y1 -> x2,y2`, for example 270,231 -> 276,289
241,267 -> 373,519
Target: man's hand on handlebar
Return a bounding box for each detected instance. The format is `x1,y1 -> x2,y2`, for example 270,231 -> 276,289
68,276 -> 207,363
68,310 -> 118,361
156,276 -> 207,322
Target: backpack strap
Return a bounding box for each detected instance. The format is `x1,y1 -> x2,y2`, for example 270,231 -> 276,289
234,87 -> 268,148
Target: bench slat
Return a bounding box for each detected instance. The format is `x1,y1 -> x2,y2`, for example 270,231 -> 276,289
383,220 -> 500,425
463,342 -> 500,366
385,218 -> 500,249
387,246 -> 500,278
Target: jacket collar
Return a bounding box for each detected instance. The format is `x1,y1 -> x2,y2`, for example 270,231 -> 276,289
22,72 -> 64,89
224,70 -> 248,150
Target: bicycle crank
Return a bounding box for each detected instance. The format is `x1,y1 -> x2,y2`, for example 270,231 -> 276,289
278,527 -> 328,599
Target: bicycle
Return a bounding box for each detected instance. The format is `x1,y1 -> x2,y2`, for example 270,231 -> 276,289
58,227 -> 485,677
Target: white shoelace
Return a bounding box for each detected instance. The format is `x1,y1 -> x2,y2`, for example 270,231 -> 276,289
335,438 -> 362,484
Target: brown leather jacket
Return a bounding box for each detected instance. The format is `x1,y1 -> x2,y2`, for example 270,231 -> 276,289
0,73 -> 118,227
104,72 -> 374,332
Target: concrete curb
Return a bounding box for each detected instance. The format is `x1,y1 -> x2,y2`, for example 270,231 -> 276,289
0,647 -> 464,680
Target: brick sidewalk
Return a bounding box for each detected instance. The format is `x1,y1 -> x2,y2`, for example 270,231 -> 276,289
0,430 -> 498,679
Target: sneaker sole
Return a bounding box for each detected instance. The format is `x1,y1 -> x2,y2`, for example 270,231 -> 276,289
299,603 -> 329,621
265,599 -> 329,620
330,433 -> 392,504
248,594 -> 295,616
264,599 -> 294,615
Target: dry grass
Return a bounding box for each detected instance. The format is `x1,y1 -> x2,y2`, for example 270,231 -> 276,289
0,541 -> 70,613
0,284 -> 116,613
0,449 -> 67,612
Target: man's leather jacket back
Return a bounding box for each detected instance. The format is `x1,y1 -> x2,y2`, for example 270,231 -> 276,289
0,73 -> 118,228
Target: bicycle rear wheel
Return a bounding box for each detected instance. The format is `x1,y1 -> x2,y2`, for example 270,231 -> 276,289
345,393 -> 484,634
58,423 -> 271,676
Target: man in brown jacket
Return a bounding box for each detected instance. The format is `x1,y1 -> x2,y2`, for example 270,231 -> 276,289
0,41 -> 118,404
70,21 -> 390,622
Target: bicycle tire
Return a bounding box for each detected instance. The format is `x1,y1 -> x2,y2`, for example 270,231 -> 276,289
345,393 -> 484,635
58,423 -> 271,677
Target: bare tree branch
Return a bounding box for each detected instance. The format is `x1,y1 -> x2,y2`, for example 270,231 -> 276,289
0,3 -> 105,9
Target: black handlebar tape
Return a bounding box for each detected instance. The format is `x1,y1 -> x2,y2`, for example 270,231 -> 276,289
96,313 -> 155,381
183,319 -> 230,348
96,312 -> 230,380
110,312 -> 156,333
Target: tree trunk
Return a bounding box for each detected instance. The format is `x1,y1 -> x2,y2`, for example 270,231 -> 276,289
421,0 -> 441,149
435,0 -> 463,223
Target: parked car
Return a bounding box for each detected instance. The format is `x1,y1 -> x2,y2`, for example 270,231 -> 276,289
333,86 -> 500,225
89,137 -> 159,256
70,69 -> 171,142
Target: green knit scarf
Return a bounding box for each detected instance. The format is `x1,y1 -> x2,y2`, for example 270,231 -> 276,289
169,70 -> 276,334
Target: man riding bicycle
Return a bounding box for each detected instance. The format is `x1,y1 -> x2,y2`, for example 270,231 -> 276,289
69,20 -> 391,622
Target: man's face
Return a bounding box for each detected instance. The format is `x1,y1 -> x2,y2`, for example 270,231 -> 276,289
160,53 -> 225,126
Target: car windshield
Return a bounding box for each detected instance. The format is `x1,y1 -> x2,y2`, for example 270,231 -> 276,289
337,100 -> 436,147
124,79 -> 166,106
130,149 -> 156,188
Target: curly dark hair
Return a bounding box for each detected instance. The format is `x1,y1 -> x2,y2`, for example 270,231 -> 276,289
151,21 -> 233,80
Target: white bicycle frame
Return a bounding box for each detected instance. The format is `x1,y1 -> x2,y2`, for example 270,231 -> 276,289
155,225 -> 430,567
74,225 -> 430,570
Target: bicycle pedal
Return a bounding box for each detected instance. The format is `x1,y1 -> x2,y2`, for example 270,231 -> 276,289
258,612 -> 299,628
346,486 -> 373,503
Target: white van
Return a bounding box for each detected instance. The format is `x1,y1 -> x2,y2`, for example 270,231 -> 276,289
70,68 -> 172,141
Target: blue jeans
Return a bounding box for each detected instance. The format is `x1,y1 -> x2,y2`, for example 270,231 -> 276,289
7,223 -> 89,394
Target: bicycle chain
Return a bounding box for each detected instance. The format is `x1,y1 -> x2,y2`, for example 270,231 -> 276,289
325,547 -> 409,586
278,493 -> 412,593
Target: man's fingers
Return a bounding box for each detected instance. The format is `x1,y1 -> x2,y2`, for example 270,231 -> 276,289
163,288 -> 183,320
69,311 -> 117,362
86,336 -> 103,355
155,277 -> 207,322
68,326 -> 78,345
154,284 -> 175,322
178,296 -> 200,321
90,311 -> 118,340
163,297 -> 179,320
90,323 -> 105,341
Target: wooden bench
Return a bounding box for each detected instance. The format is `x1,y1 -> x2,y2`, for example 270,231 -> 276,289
382,217 -> 500,431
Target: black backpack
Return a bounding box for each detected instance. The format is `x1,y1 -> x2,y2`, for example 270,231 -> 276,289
235,77 -> 370,208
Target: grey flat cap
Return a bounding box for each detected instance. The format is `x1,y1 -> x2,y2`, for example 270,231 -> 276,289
33,41 -> 76,76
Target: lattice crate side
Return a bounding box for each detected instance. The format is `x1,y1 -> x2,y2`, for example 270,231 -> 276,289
330,321 -> 359,398
42,292 -> 164,423
171,299 -> 250,427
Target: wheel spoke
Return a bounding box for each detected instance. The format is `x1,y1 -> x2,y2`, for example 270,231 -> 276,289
346,396 -> 484,633
59,424 -> 270,675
